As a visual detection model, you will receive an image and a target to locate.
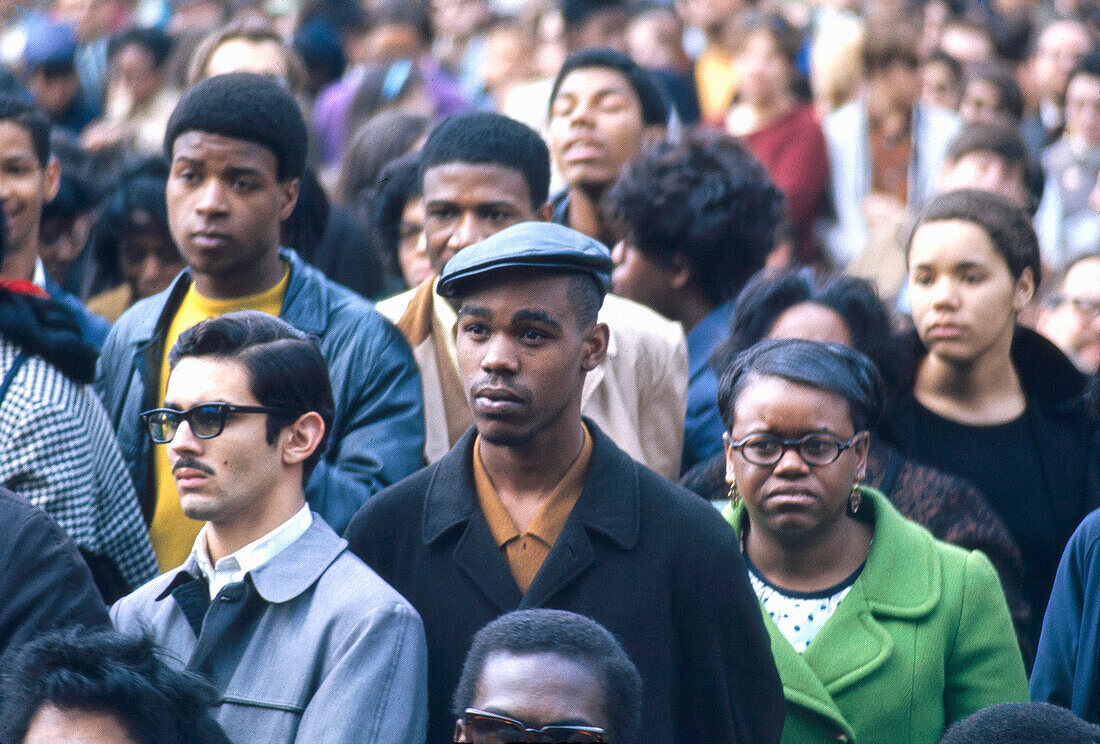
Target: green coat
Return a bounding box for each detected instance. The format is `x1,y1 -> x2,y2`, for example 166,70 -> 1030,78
724,487 -> 1028,744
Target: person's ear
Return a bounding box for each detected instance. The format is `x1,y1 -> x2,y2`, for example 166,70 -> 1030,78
669,255 -> 694,291
581,322 -> 610,371
454,720 -> 468,743
278,178 -> 300,222
723,431 -> 736,482
280,411 -> 325,466
1012,266 -> 1036,313
535,200 -> 554,222
853,431 -> 871,483
43,157 -> 61,202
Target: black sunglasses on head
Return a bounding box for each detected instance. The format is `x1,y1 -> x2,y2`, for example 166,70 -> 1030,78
460,709 -> 608,743
139,403 -> 296,443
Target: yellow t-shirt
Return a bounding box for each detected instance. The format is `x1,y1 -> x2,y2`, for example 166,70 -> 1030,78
150,268 -> 290,570
696,46 -> 738,126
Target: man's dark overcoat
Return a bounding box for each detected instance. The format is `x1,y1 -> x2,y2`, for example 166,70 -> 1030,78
344,423 -> 784,744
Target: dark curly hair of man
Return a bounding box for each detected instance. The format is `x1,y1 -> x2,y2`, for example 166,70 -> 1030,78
0,627 -> 233,744
603,130 -> 783,306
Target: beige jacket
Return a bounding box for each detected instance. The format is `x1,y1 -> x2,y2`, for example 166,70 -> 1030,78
377,278 -> 687,480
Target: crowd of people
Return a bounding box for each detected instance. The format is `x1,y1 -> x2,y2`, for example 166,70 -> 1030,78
0,0 -> 1098,740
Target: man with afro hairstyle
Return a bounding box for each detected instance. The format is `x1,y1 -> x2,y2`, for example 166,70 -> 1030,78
604,130 -> 783,472
96,72 -> 425,570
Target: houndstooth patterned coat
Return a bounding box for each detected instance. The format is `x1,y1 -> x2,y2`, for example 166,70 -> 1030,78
0,338 -> 157,590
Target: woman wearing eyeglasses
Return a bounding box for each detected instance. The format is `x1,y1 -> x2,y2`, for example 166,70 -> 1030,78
719,338 -> 1027,744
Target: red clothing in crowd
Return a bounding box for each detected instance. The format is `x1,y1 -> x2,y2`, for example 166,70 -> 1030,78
744,103 -> 829,264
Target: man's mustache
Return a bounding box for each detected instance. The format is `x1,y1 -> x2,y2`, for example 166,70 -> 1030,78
172,457 -> 215,475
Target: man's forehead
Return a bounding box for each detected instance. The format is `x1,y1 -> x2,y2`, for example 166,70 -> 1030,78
457,270 -> 579,311
472,650 -> 607,724
171,130 -> 278,172
423,161 -> 533,199
555,66 -> 636,99
0,120 -> 38,158
165,355 -> 253,401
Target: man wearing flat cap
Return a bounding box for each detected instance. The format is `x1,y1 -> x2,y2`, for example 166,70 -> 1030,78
345,221 -> 785,744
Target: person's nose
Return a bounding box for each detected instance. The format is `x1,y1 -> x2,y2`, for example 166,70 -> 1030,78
166,418 -> 204,458
194,178 -> 228,217
772,443 -> 810,477
480,333 -> 519,374
929,277 -> 960,310
448,212 -> 486,252
611,240 -> 626,266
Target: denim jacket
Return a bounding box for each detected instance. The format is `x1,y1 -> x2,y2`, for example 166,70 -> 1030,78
95,249 -> 426,532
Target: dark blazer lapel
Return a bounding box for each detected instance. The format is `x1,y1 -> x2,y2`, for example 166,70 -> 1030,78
422,427 -> 523,612
521,424 -> 639,608
520,517 -> 596,608
453,515 -> 523,612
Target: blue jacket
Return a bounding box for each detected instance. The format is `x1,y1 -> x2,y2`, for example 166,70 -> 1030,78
1031,500 -> 1100,722
45,274 -> 109,349
95,249 -> 426,532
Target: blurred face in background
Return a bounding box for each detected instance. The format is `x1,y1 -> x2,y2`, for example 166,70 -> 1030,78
119,220 -> 185,299
736,29 -> 792,107
1036,256 -> 1100,374
549,67 -> 650,189
1064,71 -> 1100,146
1030,21 -> 1091,104
921,58 -> 961,110
204,37 -> 293,87
113,42 -> 162,107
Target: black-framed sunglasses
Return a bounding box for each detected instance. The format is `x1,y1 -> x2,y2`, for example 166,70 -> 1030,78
460,709 -> 608,743
139,403 -> 297,444
728,432 -> 866,467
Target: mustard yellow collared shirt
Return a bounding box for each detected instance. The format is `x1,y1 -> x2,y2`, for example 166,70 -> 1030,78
473,425 -> 594,593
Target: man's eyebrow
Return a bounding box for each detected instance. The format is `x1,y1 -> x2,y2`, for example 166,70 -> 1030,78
223,166 -> 267,180
512,309 -> 561,330
457,306 -> 491,319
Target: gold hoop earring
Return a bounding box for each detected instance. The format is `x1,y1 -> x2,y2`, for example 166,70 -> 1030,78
727,477 -> 740,506
847,483 -> 862,515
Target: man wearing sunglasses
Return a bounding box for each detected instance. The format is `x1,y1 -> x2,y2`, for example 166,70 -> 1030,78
346,222 -> 784,744
95,72 -> 425,572
452,609 -> 641,744
111,310 -> 428,744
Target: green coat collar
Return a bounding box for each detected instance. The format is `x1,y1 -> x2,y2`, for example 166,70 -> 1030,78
724,487 -> 944,737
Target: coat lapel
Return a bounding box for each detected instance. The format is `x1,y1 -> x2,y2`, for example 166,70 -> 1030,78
452,515 -> 523,612
761,611 -> 857,741
800,579 -> 894,695
522,425 -> 638,608
520,517 -> 596,608
422,428 -> 523,612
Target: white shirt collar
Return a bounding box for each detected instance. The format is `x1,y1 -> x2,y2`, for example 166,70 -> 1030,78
191,504 -> 313,600
33,256 -> 46,289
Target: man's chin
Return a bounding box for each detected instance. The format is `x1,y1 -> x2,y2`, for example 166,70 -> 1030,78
476,422 -> 537,448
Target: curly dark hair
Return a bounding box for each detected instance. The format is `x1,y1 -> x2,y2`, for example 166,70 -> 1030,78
603,130 -> 783,306
712,267 -> 903,398
0,627 -> 233,744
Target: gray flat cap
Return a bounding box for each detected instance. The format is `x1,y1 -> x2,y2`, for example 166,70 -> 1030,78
436,221 -> 613,298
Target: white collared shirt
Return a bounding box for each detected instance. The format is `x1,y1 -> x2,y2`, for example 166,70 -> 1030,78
190,504 -> 313,600
33,257 -> 46,289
